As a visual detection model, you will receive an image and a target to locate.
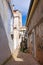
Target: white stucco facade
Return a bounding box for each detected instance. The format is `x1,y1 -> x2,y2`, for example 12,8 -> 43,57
13,10 -> 22,50
0,0 -> 14,64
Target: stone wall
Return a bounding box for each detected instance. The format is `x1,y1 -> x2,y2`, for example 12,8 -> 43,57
35,22 -> 43,64
27,0 -> 43,64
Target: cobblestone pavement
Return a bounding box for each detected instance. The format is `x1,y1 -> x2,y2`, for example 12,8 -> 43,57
5,51 -> 40,65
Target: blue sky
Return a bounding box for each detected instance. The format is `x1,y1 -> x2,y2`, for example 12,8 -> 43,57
11,0 -> 31,26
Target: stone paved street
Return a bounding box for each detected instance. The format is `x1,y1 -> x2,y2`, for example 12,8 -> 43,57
5,52 -> 40,65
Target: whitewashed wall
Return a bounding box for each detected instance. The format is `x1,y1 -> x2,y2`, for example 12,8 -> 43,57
0,0 -> 14,64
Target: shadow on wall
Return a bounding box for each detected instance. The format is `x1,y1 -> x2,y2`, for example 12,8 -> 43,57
0,14 -> 12,65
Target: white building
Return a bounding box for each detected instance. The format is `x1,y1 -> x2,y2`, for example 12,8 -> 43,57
19,26 -> 26,44
19,26 -> 26,38
0,0 -> 14,64
13,10 -> 22,50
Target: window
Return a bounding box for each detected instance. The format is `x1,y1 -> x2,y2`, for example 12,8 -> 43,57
11,34 -> 13,40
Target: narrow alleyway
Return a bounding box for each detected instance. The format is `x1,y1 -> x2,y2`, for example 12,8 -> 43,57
4,50 -> 40,65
